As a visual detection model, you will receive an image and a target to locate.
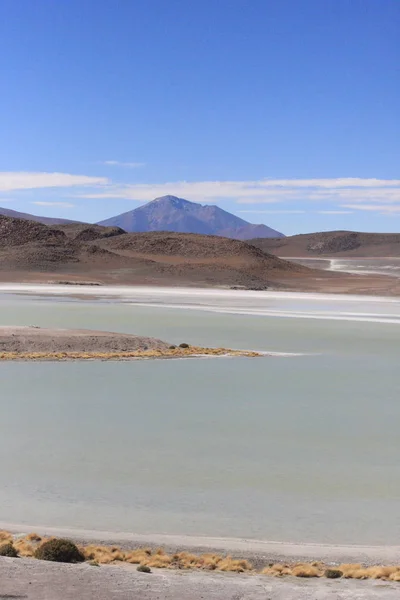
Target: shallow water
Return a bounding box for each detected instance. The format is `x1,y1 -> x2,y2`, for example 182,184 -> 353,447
1,287 -> 400,544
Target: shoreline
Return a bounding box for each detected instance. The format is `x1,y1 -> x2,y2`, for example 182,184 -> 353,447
2,523 -> 400,565
1,280 -> 400,301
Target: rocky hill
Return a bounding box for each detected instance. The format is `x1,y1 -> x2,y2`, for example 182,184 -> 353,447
249,231 -> 400,257
97,195 -> 284,240
0,214 -> 303,289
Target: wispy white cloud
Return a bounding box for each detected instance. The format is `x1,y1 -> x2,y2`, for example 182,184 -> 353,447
341,204 -> 400,214
0,172 -> 108,192
260,178 -> 400,189
32,201 -> 75,208
78,177 -> 400,207
101,160 -> 146,168
238,209 -> 306,214
310,188 -> 400,203
3,174 -> 400,216
317,210 -> 354,215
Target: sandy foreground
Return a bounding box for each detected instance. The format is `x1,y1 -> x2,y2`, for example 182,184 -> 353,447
2,525 -> 400,597
1,556 -> 399,600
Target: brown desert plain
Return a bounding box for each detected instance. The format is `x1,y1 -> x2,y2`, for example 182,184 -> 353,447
1,214 -> 400,295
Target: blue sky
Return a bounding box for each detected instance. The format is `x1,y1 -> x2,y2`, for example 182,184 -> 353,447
0,0 -> 399,235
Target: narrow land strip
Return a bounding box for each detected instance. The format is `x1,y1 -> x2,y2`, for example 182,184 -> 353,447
0,326 -> 262,360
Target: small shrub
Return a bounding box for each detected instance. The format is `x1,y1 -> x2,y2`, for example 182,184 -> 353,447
179,343 -> 189,349
137,564 -> 151,573
168,345 -> 177,349
34,538 -> 85,563
325,568 -> 343,579
0,542 -> 18,558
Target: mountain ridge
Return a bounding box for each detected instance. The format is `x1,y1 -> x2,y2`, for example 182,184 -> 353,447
0,206 -> 80,226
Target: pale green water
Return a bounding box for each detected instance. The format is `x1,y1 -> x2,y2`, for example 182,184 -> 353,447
1,289 -> 400,544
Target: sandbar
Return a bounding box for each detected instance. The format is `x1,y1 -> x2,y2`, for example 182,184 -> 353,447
0,326 -> 261,360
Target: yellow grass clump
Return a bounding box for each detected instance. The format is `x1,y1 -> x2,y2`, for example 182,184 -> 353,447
364,566 -> 399,579
146,551 -> 173,569
338,563 -> 362,578
124,548 -> 152,565
217,556 -> 252,573
261,563 -> 291,576
25,533 -> 42,542
172,551 -> 201,569
198,553 -> 223,570
82,544 -> 126,564
0,531 -> 13,542
291,564 -> 321,578
14,539 -> 35,557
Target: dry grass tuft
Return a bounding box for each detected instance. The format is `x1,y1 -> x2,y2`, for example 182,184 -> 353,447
349,568 -> 370,580
82,544 -> 118,564
125,549 -> 153,565
172,551 -> 201,569
146,554 -> 173,568
291,564 -> 320,578
217,556 -> 252,573
364,566 -> 399,579
199,553 -> 223,570
14,539 -> 35,557
0,531 -> 13,542
262,563 -> 283,576
25,533 -> 42,543
261,563 -> 293,577
338,563 -> 362,577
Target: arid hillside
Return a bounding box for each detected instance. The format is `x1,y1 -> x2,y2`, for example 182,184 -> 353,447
249,231 -> 400,257
0,215 -> 305,289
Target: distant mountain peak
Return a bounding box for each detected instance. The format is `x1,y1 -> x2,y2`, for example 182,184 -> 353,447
97,195 -> 284,240
151,195 -> 193,207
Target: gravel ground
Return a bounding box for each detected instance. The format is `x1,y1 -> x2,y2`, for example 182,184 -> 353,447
1,558 -> 400,600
